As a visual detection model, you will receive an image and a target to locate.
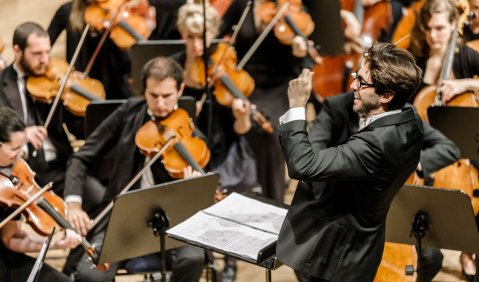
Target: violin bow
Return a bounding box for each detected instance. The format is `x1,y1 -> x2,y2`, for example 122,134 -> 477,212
236,2 -> 289,70
43,24 -> 90,129
0,183 -> 52,229
90,138 -> 175,229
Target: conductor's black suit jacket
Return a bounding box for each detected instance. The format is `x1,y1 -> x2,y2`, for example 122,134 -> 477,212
277,106 -> 424,281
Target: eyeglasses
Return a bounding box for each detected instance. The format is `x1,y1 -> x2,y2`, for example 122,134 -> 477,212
351,72 -> 375,90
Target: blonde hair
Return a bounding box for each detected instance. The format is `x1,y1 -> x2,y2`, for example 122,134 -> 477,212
177,1 -> 220,35
70,0 -> 88,33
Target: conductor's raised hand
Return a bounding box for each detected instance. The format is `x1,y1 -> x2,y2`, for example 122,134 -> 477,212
288,68 -> 313,108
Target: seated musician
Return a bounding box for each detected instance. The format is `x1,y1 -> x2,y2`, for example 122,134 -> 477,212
409,1 -> 479,279
464,0 -> 479,41
63,57 -> 207,281
173,2 -> 259,281
0,106 -> 82,282
0,22 -> 84,196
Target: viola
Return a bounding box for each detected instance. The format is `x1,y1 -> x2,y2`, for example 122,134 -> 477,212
26,58 -> 106,117
257,0 -> 314,45
190,43 -> 273,134
0,159 -> 108,270
84,0 -> 155,49
135,108 -> 210,179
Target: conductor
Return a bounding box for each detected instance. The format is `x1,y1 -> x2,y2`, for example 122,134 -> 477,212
277,42 -> 424,281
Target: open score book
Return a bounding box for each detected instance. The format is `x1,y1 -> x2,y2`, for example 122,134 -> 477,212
167,193 -> 288,264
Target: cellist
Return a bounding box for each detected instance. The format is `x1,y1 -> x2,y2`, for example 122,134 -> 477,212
409,0 -> 479,104
62,57 -> 207,281
409,0 -> 479,280
0,106 -> 82,282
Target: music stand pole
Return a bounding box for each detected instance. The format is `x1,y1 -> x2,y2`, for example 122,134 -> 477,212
149,209 -> 170,282
410,212 -> 429,282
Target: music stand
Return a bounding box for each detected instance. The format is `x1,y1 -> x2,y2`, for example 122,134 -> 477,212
385,185 -> 479,281
27,228 -> 55,282
302,0 -> 344,56
97,174 -> 219,279
427,106 -> 479,160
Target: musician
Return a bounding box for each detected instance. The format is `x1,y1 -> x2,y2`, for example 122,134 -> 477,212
464,0 -> 479,41
63,57 -> 205,281
48,0 -> 134,99
0,106 -> 81,282
277,43 -> 423,281
218,0 -> 311,204
174,2 -> 258,281
0,22 -> 75,196
308,91 -> 460,282
409,0 -> 479,104
410,1 -> 479,278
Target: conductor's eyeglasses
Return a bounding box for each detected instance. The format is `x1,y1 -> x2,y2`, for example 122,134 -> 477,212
351,72 -> 375,90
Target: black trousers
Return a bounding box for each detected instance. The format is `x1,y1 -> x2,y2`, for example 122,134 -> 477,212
0,255 -> 71,282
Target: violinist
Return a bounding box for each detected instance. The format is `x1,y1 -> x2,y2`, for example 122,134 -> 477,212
218,0 -> 311,203
0,106 -> 82,282
174,2 -> 258,281
48,0 -> 134,99
62,57 -> 205,281
0,22 -> 75,196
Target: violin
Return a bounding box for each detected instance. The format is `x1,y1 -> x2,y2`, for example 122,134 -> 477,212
26,58 -> 106,117
0,158 -> 108,270
190,43 -> 274,134
257,0 -> 314,45
135,108 -> 210,179
84,0 -> 155,49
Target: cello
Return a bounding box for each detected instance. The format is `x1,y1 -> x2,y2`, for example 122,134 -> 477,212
312,0 -> 393,101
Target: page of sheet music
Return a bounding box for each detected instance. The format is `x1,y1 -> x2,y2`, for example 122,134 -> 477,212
166,193 -> 288,261
203,193 -> 287,235
167,211 -> 278,260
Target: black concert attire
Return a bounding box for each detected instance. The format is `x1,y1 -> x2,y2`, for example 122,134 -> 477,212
278,103 -> 424,281
63,98 -> 204,282
218,0 -> 308,202
48,1 -> 133,99
0,64 -> 73,195
147,0 -> 186,40
306,92 -> 460,281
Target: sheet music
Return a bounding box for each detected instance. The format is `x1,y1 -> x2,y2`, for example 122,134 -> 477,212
203,193 -> 287,235
167,193 -> 288,261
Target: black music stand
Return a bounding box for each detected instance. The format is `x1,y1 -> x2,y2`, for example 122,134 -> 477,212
385,185 -> 479,282
427,106 -> 479,160
303,0 -> 344,55
27,228 -> 55,282
97,174 -> 219,281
